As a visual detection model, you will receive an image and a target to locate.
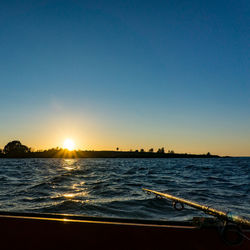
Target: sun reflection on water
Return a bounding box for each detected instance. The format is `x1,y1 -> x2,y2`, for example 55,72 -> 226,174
62,191 -> 88,199
72,182 -> 85,190
63,193 -> 76,198
63,159 -> 79,171
51,159 -> 90,204
64,166 -> 74,171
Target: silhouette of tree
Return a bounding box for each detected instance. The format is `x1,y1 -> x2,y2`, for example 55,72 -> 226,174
140,149 -> 144,152
157,147 -> 165,153
116,147 -> 119,151
3,141 -> 30,156
149,148 -> 154,152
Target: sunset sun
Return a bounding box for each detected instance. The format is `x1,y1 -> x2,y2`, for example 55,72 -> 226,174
63,139 -> 75,151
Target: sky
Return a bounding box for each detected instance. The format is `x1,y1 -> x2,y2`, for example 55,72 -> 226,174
0,0 -> 249,156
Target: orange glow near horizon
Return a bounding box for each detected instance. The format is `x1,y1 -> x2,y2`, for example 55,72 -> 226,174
63,139 -> 75,151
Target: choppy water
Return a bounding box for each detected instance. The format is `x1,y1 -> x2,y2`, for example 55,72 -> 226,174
0,158 -> 249,221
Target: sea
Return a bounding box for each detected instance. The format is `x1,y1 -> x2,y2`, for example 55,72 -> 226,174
0,158 -> 249,221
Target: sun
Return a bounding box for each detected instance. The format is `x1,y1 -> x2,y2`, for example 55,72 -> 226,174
63,139 -> 75,151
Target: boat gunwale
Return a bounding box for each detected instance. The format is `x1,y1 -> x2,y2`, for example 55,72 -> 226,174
0,211 -> 196,229
0,211 -> 249,230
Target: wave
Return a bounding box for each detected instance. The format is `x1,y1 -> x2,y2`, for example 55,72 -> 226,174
0,157 -> 249,220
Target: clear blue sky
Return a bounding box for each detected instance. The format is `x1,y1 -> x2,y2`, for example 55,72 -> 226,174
0,0 -> 249,155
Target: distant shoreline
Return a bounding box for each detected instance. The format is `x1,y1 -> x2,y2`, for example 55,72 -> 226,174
0,150 -> 221,159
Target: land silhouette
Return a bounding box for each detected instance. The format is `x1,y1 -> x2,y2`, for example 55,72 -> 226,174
0,140 -> 219,158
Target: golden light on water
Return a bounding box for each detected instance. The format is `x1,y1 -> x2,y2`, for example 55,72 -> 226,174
63,193 -> 75,198
62,191 -> 88,199
63,139 -> 75,151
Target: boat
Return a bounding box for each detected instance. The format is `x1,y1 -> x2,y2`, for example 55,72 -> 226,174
1,189 -> 249,249
0,210 -> 249,249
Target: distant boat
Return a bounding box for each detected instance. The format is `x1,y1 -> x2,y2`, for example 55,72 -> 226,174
0,211 -> 249,250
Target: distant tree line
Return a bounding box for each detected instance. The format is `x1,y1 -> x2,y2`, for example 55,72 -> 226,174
130,147 -> 165,153
0,140 -> 219,158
